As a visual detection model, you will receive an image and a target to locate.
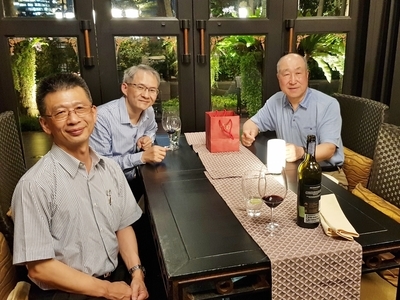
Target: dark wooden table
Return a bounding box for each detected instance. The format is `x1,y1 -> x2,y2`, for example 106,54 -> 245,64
141,132 -> 400,300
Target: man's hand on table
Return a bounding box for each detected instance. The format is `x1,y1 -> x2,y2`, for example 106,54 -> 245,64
130,276 -> 148,300
241,131 -> 256,147
137,136 -> 153,151
285,143 -> 304,162
141,145 -> 167,164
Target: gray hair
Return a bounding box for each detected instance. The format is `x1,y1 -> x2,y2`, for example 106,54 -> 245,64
277,53 -> 308,74
123,64 -> 161,86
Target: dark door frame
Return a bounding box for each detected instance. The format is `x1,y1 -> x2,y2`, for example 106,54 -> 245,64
2,0 -> 393,129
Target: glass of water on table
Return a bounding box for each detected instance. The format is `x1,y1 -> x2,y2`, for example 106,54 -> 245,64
241,170 -> 263,217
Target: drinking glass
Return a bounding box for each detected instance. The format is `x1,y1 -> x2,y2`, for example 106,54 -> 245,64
241,170 -> 263,217
161,110 -> 181,150
258,166 -> 288,234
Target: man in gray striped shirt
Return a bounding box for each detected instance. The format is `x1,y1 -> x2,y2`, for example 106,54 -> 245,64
11,73 -> 148,300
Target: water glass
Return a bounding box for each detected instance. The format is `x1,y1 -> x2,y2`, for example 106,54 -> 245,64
162,110 -> 181,150
241,170 -> 263,217
170,129 -> 181,150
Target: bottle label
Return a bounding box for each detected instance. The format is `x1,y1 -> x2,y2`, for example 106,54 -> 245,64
299,183 -> 321,223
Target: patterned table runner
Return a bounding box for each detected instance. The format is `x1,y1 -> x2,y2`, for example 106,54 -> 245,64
185,132 -> 362,300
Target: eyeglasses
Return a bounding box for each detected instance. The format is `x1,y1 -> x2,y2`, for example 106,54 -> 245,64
126,83 -> 159,95
43,105 -> 93,121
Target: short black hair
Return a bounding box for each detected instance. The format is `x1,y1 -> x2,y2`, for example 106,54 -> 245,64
36,73 -> 92,116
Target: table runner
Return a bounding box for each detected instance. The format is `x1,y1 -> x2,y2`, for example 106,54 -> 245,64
185,132 -> 362,300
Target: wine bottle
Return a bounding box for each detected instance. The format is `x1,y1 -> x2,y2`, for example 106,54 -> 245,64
297,135 -> 322,228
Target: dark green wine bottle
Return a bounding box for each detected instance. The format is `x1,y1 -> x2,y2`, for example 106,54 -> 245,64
297,135 -> 322,228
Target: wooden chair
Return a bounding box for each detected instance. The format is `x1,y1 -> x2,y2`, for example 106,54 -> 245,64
333,93 -> 389,159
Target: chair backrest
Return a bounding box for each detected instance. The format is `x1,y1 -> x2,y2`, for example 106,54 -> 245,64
0,111 -> 26,251
333,93 -> 389,159
368,123 -> 400,208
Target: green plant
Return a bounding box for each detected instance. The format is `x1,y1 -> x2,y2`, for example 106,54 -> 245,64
240,53 -> 262,117
211,95 -> 237,111
11,38 -> 45,116
117,38 -> 147,72
162,98 -> 179,110
298,0 -> 347,17
297,33 -> 345,83
36,38 -> 79,80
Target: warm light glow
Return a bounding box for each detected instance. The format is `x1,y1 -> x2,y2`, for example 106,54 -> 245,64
65,11 -> 75,19
267,139 -> 286,174
238,7 -> 248,18
55,10 -> 63,19
125,8 -> 139,18
111,8 -> 123,18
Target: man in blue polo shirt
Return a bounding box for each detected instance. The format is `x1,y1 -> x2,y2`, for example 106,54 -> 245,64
241,53 -> 347,187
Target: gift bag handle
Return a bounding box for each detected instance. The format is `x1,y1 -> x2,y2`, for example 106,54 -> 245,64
212,109 -> 229,117
218,119 -> 234,139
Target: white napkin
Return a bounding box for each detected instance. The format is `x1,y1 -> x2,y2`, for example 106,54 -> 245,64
320,194 -> 359,240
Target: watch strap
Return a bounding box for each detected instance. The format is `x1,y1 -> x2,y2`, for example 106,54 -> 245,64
128,264 -> 146,277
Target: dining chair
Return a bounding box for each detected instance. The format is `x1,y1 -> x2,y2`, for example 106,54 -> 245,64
333,93 -> 389,159
352,123 -> 400,296
367,122 -> 400,207
0,111 -> 26,251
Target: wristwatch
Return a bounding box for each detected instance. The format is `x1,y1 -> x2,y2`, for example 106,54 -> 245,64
128,264 -> 146,277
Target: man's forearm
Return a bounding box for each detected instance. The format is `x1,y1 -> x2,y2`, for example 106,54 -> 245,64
116,226 -> 142,279
26,259 -> 110,297
315,143 -> 337,162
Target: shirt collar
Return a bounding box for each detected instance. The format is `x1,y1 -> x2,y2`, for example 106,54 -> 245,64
118,96 -> 150,125
118,96 -> 131,124
283,88 -> 311,109
49,144 -> 105,178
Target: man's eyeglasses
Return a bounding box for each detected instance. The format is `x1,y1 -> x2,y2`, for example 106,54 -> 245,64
126,83 -> 159,95
43,105 -> 93,121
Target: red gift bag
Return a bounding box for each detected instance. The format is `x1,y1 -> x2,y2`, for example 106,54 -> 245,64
205,110 -> 240,153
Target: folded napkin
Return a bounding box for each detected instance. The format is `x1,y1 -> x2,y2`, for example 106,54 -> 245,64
320,194 -> 359,240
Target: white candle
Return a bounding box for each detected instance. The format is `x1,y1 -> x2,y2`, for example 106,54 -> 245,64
267,139 -> 286,173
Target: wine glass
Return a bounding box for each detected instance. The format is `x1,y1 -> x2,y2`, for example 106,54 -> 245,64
162,110 -> 181,150
258,166 -> 288,234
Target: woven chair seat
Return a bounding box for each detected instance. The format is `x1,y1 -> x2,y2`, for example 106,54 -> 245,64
0,111 -> 26,251
368,123 -> 400,208
333,93 -> 389,159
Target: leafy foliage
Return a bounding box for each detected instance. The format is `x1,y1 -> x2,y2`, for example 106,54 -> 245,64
11,38 -> 41,116
210,0 -> 265,18
211,95 -> 237,111
117,37 -> 177,80
240,53 -> 262,117
161,98 -> 179,110
297,33 -> 345,82
298,0 -> 347,17
36,38 -> 79,79
211,35 -> 264,83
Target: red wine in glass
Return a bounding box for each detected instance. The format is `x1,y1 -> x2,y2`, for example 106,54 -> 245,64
262,195 -> 284,208
258,166 -> 288,235
166,129 -> 176,135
